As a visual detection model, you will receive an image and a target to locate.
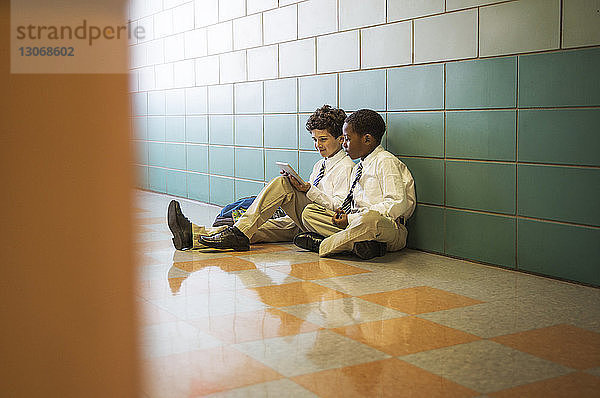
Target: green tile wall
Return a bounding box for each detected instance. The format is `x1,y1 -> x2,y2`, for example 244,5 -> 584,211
387,112 -> 444,157
264,115 -> 298,149
518,219 -> 600,286
400,158 -> 444,205
406,205 -> 444,253
340,70 -> 386,111
446,161 -> 516,214
518,164 -> 600,226
446,57 -> 516,109
209,115 -> 234,145
446,110 -> 516,161
387,64 -> 444,111
518,109 -> 600,166
186,116 -> 208,143
134,47 -> 600,286
235,147 -> 264,180
209,146 -> 234,177
446,209 -> 516,268
235,115 -> 263,147
299,75 -> 337,113
519,47 -> 600,107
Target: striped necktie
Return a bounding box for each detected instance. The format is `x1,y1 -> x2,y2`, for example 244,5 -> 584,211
312,161 -> 326,187
341,162 -> 363,213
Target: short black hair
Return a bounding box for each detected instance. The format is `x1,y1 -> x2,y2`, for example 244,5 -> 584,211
344,109 -> 386,142
306,105 -> 347,139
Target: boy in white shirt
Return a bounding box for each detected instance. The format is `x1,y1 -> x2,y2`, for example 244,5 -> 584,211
294,109 -> 416,260
167,105 -> 355,251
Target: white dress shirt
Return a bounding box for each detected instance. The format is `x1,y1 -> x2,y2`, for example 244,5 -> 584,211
306,148 -> 355,211
346,145 -> 416,225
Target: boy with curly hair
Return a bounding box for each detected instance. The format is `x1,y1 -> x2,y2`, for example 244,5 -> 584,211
167,105 -> 355,251
294,109 -> 416,260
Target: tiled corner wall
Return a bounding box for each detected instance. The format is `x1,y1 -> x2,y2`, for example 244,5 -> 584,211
128,0 -> 600,286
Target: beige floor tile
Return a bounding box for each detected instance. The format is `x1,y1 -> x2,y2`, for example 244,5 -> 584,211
150,290 -> 266,320
242,281 -> 350,307
400,340 -> 573,394
232,330 -> 391,377
418,296 -> 566,338
272,259 -> 371,280
314,271 -> 423,296
235,250 -> 318,268
280,297 -> 406,328
206,379 -> 318,397
488,372 -> 600,398
139,320 -> 222,358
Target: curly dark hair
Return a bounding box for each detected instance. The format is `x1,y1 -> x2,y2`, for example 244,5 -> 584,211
344,109 -> 386,142
305,105 -> 347,138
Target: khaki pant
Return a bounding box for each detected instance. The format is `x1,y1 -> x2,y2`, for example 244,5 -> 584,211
191,176 -> 311,248
301,203 -> 408,257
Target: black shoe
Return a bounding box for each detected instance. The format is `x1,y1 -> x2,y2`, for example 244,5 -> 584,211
293,232 -> 325,253
167,200 -> 192,250
352,241 -> 387,260
198,226 -> 250,251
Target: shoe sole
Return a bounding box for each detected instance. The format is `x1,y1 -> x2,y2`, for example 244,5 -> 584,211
353,241 -> 386,260
167,200 -> 185,250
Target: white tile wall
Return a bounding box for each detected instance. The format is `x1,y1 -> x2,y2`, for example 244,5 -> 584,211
480,0 -> 560,57
233,14 -> 263,50
164,34 -> 185,63
298,0 -> 337,39
154,10 -> 174,38
247,45 -> 278,80
219,0 -> 246,22
414,9 -> 478,63
317,30 -> 360,73
263,4 -> 298,45
174,60 -> 196,87
164,0 -> 189,9
247,0 -> 277,14
339,0 -> 386,30
195,0 -> 219,28
207,21 -> 233,54
130,43 -> 146,69
156,63 -> 175,89
138,16 -> 154,42
387,0 -> 444,22
184,29 -> 208,59
147,40 -> 165,65
279,38 -> 316,77
361,21 -> 412,68
186,87 -> 208,113
562,0 -> 600,48
208,84 -> 234,113
173,2 -> 195,33
234,81 -> 264,113
446,0 -> 506,11
219,50 -> 247,83
166,89 -> 186,115
138,66 -> 156,90
279,0 -> 302,5
195,55 -> 220,85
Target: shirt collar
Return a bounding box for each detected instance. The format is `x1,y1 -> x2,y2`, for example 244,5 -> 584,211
360,145 -> 384,166
324,148 -> 346,167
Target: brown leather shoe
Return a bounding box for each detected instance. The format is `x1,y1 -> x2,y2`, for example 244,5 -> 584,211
167,200 -> 192,250
352,241 -> 387,260
293,232 -> 325,253
198,226 -> 250,251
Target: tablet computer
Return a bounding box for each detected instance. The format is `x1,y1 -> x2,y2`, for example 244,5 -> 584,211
275,162 -> 306,185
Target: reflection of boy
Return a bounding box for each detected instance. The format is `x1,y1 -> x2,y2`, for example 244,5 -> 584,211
294,109 -> 416,260
167,105 -> 355,251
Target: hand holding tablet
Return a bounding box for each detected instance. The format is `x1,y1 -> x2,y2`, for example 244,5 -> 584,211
275,162 -> 306,185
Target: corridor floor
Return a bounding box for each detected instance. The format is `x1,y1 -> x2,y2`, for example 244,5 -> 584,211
135,191 -> 600,397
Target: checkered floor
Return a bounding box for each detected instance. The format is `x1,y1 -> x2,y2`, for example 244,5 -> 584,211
136,191 -> 600,397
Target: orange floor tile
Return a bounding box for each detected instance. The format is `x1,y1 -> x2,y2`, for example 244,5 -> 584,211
136,191 -> 600,397
360,286 -> 483,314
